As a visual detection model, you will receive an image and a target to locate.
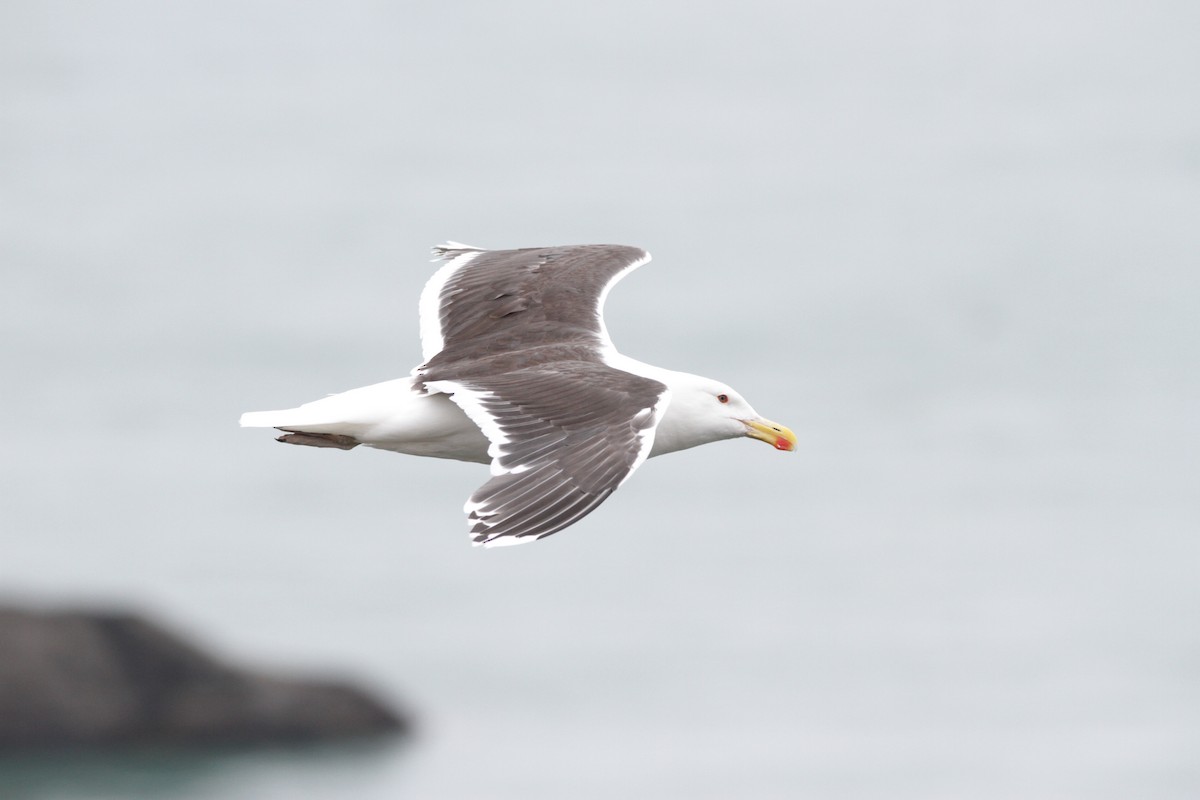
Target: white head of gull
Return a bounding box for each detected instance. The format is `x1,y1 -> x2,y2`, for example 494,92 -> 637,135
241,243 -> 796,546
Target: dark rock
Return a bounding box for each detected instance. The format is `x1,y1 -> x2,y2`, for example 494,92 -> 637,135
0,606 -> 410,749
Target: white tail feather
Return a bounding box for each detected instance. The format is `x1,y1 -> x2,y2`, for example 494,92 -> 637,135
239,378 -> 418,435
239,377 -> 490,462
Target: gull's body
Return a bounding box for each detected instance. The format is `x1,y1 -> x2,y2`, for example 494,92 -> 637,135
241,244 -> 795,546
241,378 -> 492,462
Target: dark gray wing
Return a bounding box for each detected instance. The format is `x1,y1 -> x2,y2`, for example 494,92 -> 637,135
423,361 -> 668,546
419,244 -> 650,363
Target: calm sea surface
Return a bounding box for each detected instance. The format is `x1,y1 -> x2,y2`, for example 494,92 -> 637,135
2,2 -> 1197,797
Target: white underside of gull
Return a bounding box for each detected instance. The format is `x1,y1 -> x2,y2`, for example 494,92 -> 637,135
239,377 -> 491,463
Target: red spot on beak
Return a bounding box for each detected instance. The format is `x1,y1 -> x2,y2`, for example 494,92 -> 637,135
774,437 -> 792,451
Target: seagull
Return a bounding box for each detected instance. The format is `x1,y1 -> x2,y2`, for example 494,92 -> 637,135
241,243 -> 796,546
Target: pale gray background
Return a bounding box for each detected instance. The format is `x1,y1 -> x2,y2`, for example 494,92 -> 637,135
2,1 -> 1197,798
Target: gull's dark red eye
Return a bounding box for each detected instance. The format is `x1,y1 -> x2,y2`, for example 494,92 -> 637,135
717,393 -> 729,404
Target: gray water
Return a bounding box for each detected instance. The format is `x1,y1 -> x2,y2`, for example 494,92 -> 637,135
2,1 -> 1198,797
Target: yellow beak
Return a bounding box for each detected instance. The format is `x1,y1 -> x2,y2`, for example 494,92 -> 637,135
742,418 -> 797,452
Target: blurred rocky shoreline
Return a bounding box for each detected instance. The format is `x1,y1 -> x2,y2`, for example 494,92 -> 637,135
0,606 -> 409,750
